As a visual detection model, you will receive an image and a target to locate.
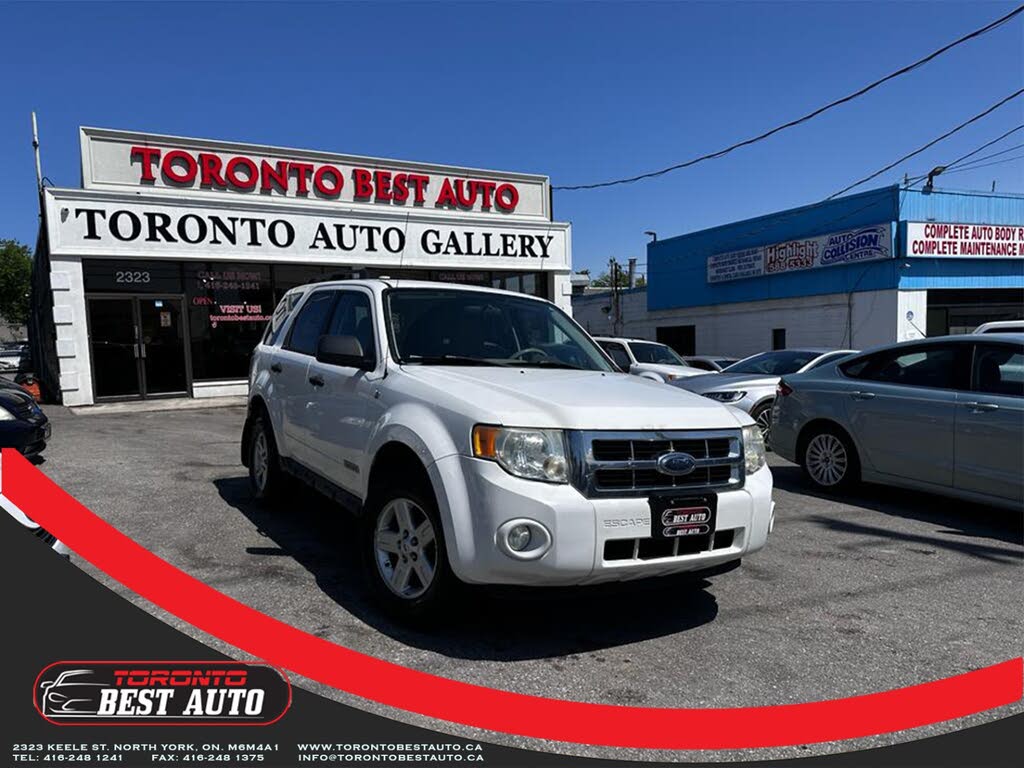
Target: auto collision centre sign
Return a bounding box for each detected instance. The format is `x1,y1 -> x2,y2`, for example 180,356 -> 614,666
706,224 -> 893,283
905,222 -> 1024,258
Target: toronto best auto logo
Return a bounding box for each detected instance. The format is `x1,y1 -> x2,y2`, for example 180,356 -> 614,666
33,662 -> 290,725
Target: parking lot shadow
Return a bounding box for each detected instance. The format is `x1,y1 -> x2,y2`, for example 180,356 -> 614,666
771,464 -> 1024,550
215,476 -> 719,661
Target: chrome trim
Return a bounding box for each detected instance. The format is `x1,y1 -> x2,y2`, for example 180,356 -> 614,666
567,429 -> 745,498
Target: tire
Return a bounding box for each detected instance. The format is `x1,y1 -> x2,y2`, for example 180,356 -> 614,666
800,426 -> 860,491
361,480 -> 454,621
751,401 -> 774,450
248,414 -> 286,501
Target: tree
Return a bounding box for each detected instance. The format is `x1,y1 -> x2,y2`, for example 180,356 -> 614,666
589,269 -> 646,288
0,239 -> 32,326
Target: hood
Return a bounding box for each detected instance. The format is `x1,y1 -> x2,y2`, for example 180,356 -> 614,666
672,371 -> 780,394
633,363 -> 704,378
396,366 -> 750,431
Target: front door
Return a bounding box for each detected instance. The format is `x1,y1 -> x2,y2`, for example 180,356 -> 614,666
87,296 -> 190,400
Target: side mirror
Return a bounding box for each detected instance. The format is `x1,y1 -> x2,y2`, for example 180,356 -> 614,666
316,335 -> 374,370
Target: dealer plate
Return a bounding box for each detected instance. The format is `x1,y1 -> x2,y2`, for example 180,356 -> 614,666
647,492 -> 717,541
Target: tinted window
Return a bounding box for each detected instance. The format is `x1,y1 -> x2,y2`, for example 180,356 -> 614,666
629,342 -> 685,365
325,291 -> 376,364
685,358 -> 718,371
600,342 -> 632,370
973,344 -> 1024,397
843,344 -> 958,389
724,350 -> 821,375
285,291 -> 336,355
982,325 -> 1024,334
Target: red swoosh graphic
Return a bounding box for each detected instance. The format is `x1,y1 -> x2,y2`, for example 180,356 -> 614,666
3,449 -> 1019,749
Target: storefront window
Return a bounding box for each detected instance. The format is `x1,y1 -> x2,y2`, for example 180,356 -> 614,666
185,262 -> 273,380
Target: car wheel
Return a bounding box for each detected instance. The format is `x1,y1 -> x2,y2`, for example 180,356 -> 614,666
248,414 -> 285,500
751,402 -> 774,450
362,482 -> 453,621
801,427 -> 859,490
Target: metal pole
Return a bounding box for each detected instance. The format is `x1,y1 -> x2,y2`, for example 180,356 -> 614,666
31,112 -> 43,196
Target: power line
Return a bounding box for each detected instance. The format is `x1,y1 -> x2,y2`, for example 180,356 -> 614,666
937,153 -> 1024,175
554,5 -> 1024,191
827,88 -> 1024,199
905,124 -> 1024,185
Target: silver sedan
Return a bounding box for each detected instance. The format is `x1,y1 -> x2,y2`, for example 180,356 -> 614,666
671,349 -> 855,447
772,334 -> 1023,510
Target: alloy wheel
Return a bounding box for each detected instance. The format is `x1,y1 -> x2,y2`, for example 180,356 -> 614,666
805,433 -> 848,487
252,430 -> 269,493
755,407 -> 773,447
374,498 -> 438,599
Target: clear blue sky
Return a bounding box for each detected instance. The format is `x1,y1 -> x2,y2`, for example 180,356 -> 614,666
1,1 -> 1021,278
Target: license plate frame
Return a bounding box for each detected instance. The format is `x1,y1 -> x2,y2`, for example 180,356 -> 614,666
647,492 -> 717,540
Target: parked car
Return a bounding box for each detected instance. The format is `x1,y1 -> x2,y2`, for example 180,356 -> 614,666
243,281 -> 774,618
0,377 -> 50,457
683,356 -> 739,372
671,349 -> 856,447
0,341 -> 30,373
772,335 -> 1023,510
593,336 -> 705,382
974,320 -> 1024,334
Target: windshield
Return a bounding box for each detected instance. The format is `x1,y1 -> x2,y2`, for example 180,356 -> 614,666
723,350 -> 822,375
385,288 -> 615,371
628,342 -> 686,365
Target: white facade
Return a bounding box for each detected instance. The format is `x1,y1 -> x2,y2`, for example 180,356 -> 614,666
41,128 -> 573,406
572,288 -> 927,358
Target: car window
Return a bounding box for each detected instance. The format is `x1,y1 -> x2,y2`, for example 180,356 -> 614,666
805,351 -> 853,371
973,343 -> 1024,397
982,325 -> 1024,334
263,292 -> 303,346
325,291 -> 376,365
284,290 -> 336,355
599,342 -> 632,370
842,344 -> 958,389
724,350 -> 820,375
685,359 -> 717,371
628,342 -> 686,365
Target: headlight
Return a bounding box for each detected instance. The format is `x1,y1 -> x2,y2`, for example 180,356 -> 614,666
742,424 -> 766,475
665,373 -> 688,381
0,405 -> 16,421
472,425 -> 568,483
705,390 -> 746,403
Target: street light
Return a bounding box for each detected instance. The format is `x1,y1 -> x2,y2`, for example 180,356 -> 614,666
643,230 -> 657,243
923,166 -> 946,193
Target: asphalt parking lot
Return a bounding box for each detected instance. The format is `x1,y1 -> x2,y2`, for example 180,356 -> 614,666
25,403 -> 1024,761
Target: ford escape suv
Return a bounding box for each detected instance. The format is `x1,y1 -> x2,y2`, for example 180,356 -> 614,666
243,280 -> 774,617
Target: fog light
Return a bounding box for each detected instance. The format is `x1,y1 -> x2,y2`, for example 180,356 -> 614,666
508,524 -> 532,552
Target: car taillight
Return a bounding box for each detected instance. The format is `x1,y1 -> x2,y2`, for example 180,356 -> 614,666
777,381 -> 794,397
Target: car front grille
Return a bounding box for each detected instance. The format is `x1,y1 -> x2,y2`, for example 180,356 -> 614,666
568,430 -> 744,498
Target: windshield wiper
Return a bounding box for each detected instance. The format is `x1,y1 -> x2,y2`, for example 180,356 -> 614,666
402,355 -> 511,367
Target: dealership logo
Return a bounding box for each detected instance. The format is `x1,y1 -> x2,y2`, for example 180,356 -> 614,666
656,452 -> 698,476
34,662 -> 290,725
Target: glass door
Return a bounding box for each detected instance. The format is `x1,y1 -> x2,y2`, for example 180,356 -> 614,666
87,295 -> 191,400
137,298 -> 189,396
87,298 -> 142,399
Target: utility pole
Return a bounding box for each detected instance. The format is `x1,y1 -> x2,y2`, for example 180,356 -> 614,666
608,257 -> 621,336
627,257 -> 637,288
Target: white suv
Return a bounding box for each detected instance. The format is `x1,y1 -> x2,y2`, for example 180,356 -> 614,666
243,281 -> 774,618
593,337 -> 705,382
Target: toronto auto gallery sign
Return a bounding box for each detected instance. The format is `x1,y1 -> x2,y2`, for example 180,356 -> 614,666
905,222 -> 1024,258
706,224 -> 893,283
46,128 -> 569,270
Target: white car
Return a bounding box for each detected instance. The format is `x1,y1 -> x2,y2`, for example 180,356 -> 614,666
974,320 -> 1024,334
243,281 -> 774,618
593,336 -> 705,382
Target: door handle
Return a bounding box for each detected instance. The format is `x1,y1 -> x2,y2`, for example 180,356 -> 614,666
850,391 -> 876,400
963,401 -> 999,413
308,374 -> 325,387
270,362 -> 283,373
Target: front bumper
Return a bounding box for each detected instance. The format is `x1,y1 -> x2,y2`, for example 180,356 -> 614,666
429,455 -> 774,586
0,418 -> 50,456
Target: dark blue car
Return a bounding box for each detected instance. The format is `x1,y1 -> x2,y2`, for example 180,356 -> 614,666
0,378 -> 50,456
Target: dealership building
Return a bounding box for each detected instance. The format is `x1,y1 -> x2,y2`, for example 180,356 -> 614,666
573,185 -> 1024,356
32,128 -> 572,406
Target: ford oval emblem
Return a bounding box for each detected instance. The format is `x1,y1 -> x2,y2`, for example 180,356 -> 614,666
656,452 -> 697,476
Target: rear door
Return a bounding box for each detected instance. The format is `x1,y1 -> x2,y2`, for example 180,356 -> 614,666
840,342 -> 967,487
955,341 -> 1024,504
275,289 -> 337,465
